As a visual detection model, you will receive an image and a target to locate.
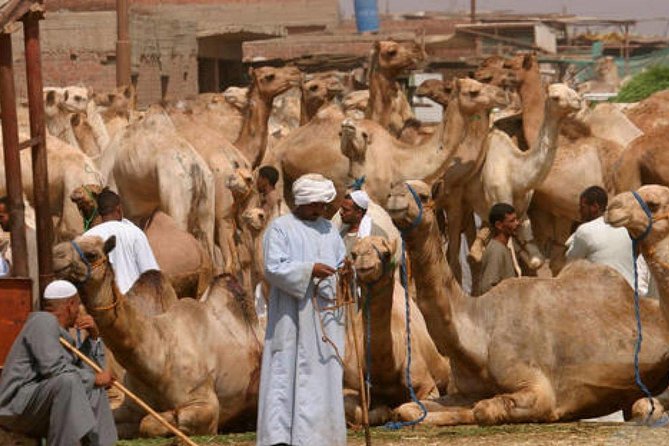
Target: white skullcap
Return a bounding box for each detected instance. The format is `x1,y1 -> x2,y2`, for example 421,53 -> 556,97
349,190 -> 369,210
44,280 -> 78,300
293,173 -> 337,206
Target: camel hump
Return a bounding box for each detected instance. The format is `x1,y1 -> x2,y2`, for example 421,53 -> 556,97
206,274 -> 258,327
144,211 -> 203,273
126,270 -> 178,316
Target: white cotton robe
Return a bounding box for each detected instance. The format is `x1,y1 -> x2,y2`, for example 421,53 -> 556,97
257,213 -> 347,446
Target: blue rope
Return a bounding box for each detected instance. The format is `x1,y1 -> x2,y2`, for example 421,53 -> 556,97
351,176 -> 366,191
631,238 -> 655,412
385,186 -> 428,430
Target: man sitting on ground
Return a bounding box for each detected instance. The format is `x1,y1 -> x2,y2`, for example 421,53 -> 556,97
84,188 -> 159,294
0,280 -> 117,446
480,203 -> 520,294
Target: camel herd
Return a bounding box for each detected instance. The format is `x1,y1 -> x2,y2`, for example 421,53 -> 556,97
3,39 -> 669,438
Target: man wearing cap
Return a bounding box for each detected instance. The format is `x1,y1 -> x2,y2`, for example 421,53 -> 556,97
339,189 -> 387,255
84,188 -> 159,294
0,280 -> 117,446
257,173 -> 347,446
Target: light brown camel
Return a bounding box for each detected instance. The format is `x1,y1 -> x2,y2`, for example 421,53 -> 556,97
53,235 -> 263,438
92,85 -> 134,140
343,236 -> 451,425
623,89 -> 669,134
338,78 -> 508,207
385,180 -> 669,425
465,83 -> 582,272
69,184 -> 213,299
0,133 -> 102,241
365,40 -> 423,137
44,87 -> 80,149
234,66 -> 301,168
238,207 -> 268,302
577,56 -> 621,95
300,71 -> 346,125
99,108 -> 216,261
612,125 -> 669,193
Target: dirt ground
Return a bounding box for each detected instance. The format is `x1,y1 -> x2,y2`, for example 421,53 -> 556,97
117,422 -> 669,445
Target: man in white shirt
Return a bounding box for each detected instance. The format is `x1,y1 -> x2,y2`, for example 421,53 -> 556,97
566,185 -> 653,293
84,189 -> 159,294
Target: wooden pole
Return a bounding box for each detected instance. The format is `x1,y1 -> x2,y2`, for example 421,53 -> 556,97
347,303 -> 371,446
116,0 -> 131,87
59,338 -> 199,446
470,0 -> 476,23
0,32 -> 29,278
23,12 -> 54,296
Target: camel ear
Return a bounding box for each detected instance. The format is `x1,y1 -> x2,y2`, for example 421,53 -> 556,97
522,53 -> 533,70
103,236 -> 116,255
45,90 -> 56,106
431,180 -> 443,200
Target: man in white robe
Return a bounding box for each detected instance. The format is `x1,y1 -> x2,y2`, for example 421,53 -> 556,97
84,188 -> 159,293
0,280 -> 117,445
257,173 -> 347,446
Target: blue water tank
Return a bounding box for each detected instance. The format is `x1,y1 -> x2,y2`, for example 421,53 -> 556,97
354,0 -> 380,33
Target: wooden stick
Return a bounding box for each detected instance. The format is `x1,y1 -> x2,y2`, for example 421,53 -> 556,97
347,303 -> 372,446
59,337 -> 198,446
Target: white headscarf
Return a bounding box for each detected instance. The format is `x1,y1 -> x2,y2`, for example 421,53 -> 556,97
293,173 -> 337,206
44,280 -> 78,300
349,190 -> 369,210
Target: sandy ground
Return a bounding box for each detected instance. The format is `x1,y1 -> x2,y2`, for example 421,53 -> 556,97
117,422 -> 669,445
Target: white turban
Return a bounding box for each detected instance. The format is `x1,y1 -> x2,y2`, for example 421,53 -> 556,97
293,174 -> 337,206
44,280 -> 78,300
349,190 -> 369,210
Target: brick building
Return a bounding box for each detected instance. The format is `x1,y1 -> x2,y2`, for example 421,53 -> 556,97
9,0 -> 340,105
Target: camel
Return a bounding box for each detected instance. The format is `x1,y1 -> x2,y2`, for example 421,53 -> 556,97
465,83 -> 583,272
342,90 -> 369,120
0,133 -> 102,241
343,236 -> 451,425
300,71 -> 347,125
53,235 -> 264,437
227,166 -> 259,288
233,66 -> 301,168
238,207 -> 268,302
385,180 -> 669,425
99,108 -> 216,261
92,85 -> 134,140
365,40 -> 423,137
44,87 -> 80,149
623,89 -> 669,134
69,184 -> 213,299
338,78 -> 508,207
577,56 -> 621,95
611,125 -> 669,193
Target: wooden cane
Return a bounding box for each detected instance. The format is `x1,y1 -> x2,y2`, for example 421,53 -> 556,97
346,297 -> 372,446
59,337 -> 198,446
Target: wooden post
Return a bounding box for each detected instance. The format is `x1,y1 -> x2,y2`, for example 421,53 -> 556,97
23,12 -> 53,296
116,0 -> 131,87
0,32 -> 29,278
470,0 -> 476,23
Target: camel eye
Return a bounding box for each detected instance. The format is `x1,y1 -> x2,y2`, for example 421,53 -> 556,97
351,252 -> 358,260
264,74 -> 275,82
470,90 -> 480,97
387,49 -> 397,57
309,84 -> 318,92
648,202 -> 660,213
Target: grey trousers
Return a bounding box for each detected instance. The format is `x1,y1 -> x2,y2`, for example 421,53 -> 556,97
0,372 -> 117,446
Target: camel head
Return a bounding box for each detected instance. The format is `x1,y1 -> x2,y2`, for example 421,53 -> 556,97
53,235 -> 116,286
222,86 -> 249,111
415,79 -> 453,106
546,84 -> 582,118
241,207 -> 267,233
372,40 -> 424,76
340,118 -> 371,163
248,66 -> 301,104
302,72 -> 345,110
503,52 -> 539,86
70,184 -> 103,217
606,185 -> 669,245
226,167 -> 255,198
351,236 -> 396,284
454,78 -> 509,116
386,180 -> 432,232
474,55 -> 516,87
93,85 -> 133,117
59,86 -> 91,114
342,90 -> 369,120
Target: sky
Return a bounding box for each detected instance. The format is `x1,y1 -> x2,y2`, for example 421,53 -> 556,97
339,0 -> 669,37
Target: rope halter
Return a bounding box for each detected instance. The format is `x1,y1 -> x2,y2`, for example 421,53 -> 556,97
631,191 -> 654,242
400,183 -> 427,235
70,240 -> 120,313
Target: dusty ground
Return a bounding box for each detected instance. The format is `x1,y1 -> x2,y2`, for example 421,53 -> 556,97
117,422 -> 669,445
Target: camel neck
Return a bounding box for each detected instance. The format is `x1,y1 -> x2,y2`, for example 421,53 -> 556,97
518,65 -> 546,147
515,99 -> 561,188
366,69 -> 399,130
299,93 -> 325,125
234,86 -> 271,168
642,238 -> 669,325
402,214 -> 469,356
362,272 -> 396,353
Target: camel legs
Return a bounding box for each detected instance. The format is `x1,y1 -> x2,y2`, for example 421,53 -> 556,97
139,391 -> 219,437
217,218 -> 240,275
344,393 -> 394,426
